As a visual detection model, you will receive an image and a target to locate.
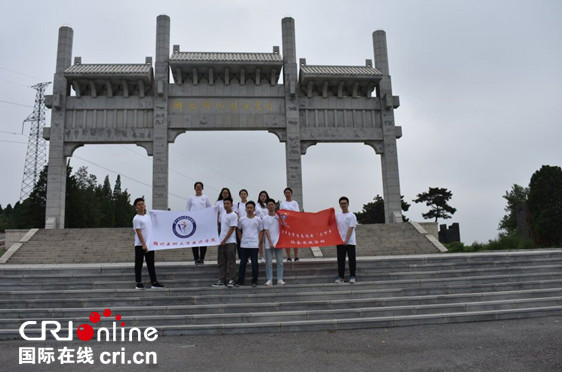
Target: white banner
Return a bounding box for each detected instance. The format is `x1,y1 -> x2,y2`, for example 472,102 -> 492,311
148,207 -> 219,251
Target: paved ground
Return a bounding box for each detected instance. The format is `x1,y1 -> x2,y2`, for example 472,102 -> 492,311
3,316 -> 561,371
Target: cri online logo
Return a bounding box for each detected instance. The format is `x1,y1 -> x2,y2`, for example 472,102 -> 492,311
19,308 -> 158,342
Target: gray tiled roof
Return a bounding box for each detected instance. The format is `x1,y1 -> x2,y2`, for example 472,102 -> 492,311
170,52 -> 282,64
65,64 -> 152,75
301,65 -> 382,78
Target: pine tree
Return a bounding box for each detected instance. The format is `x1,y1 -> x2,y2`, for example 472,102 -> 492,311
413,187 -> 456,222
99,176 -> 114,227
112,175 -> 134,227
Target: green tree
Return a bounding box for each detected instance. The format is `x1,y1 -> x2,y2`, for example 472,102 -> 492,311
1,167 -> 134,230
1,204 -> 14,231
26,165 -> 48,228
527,165 -> 562,247
10,201 -> 29,229
65,166 -> 103,228
99,175 -> 115,227
413,187 -> 456,222
498,184 -> 529,235
112,175 -> 134,227
355,195 -> 410,224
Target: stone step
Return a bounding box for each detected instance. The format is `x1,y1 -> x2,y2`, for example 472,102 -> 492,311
2,268 -> 561,296
3,306 -> 561,339
1,262 -> 560,288
3,250 -> 562,274
2,250 -> 562,339
4,223 -> 443,264
3,287 -> 560,321
3,275 -> 562,296
3,296 -> 562,330
2,277 -> 561,309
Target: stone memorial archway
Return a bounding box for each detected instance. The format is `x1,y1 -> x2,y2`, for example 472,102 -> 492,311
44,15 -> 403,228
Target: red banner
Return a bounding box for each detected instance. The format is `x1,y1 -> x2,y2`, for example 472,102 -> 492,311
275,208 -> 344,248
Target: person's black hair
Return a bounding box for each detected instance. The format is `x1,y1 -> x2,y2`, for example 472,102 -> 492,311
258,190 -> 269,208
284,187 -> 293,194
133,197 -> 144,207
223,196 -> 233,204
245,200 -> 256,208
266,198 -> 276,205
239,189 -> 248,196
339,196 -> 349,204
217,187 -> 232,201
194,181 -> 204,189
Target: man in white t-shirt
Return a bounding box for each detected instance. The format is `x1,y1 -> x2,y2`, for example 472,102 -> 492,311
132,197 -> 164,290
186,181 -> 212,265
237,201 -> 263,287
261,198 -> 285,286
212,197 -> 238,288
280,187 -> 300,262
335,196 -> 358,284
234,189 -> 248,259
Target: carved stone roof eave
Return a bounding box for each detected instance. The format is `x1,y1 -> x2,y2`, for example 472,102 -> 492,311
64,64 -> 154,83
169,52 -> 283,67
300,65 -> 382,85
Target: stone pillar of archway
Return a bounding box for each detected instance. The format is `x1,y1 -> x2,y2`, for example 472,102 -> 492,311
152,15 -> 170,210
45,26 -> 73,228
282,17 -> 304,208
373,30 -> 402,223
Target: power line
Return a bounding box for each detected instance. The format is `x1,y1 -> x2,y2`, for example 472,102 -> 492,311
0,66 -> 43,81
0,130 -> 26,136
72,155 -> 188,201
119,144 -> 221,194
0,77 -> 32,87
171,147 -> 248,189
0,99 -> 34,108
0,139 -> 27,144
73,155 -> 152,188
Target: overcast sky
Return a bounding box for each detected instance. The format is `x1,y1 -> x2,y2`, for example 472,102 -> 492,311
0,0 -> 560,244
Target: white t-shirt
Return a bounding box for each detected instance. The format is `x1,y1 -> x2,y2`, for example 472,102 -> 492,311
216,200 -> 226,221
186,195 -> 211,211
280,200 -> 299,212
336,212 -> 357,245
261,214 -> 280,249
235,201 -> 247,219
255,203 -> 268,218
220,211 -> 238,244
238,216 -> 263,248
133,214 -> 151,246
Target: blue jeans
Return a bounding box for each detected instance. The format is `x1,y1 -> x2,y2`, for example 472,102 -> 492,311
238,247 -> 259,285
265,248 -> 284,282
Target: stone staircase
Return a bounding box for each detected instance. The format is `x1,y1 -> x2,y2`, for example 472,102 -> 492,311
1,249 -> 561,339
3,222 -> 442,264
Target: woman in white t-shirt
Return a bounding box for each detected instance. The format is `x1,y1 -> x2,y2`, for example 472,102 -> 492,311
280,187 -> 300,262
255,190 -> 271,262
216,187 -> 233,225
255,190 -> 270,219
186,181 -> 212,265
235,189 -> 249,219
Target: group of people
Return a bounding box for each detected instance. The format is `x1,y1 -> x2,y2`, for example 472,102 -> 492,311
132,182 -> 358,290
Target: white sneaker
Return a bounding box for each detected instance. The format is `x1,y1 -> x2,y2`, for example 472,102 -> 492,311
349,277 -> 356,283
260,257 -> 266,263
265,280 -> 273,286
277,280 -> 286,285
335,278 -> 345,284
